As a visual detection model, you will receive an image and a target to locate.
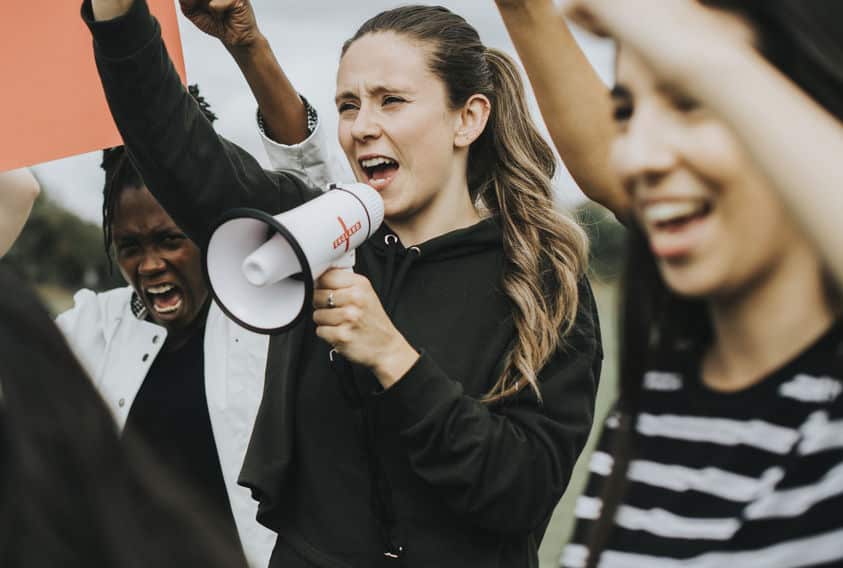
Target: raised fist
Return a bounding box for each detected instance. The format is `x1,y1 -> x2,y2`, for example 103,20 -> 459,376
179,0 -> 260,48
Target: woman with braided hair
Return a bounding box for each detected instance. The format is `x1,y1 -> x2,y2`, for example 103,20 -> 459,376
57,85 -> 304,567
83,0 -> 603,566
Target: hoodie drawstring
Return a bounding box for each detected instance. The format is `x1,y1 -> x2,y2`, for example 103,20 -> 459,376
386,246 -> 420,315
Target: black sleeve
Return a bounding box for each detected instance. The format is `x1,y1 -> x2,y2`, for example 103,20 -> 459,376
377,280 -> 602,534
81,0 -> 323,249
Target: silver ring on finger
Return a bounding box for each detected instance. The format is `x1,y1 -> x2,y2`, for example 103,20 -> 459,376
327,291 -> 335,309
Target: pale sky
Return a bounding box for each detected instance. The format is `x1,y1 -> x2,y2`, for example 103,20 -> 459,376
32,1 -> 614,224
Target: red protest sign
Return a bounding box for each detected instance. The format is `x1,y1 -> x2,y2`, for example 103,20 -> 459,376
1,1 -> 185,171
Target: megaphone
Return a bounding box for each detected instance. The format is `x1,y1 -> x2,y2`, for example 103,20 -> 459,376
204,183 -> 385,334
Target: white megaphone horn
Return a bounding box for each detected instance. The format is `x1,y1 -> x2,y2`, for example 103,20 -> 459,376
204,182 -> 385,334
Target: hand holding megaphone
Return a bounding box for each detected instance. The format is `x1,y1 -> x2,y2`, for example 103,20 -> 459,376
205,182 -> 384,334
313,268 -> 419,387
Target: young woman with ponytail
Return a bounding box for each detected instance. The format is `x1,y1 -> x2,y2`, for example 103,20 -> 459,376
83,1 -> 602,566
498,0 -> 843,566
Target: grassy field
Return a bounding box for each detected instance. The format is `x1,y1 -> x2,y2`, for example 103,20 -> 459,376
538,280 -> 619,567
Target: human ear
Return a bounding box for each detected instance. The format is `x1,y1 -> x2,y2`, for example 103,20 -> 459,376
454,94 -> 491,148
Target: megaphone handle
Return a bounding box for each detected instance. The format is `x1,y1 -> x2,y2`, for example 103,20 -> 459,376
330,250 -> 356,272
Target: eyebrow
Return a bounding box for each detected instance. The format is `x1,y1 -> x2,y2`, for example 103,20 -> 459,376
655,81 -> 691,101
335,84 -> 407,105
112,228 -> 182,242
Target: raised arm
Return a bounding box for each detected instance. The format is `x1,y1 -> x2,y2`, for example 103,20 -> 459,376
178,0 -> 348,188
0,168 -> 40,257
86,0 -> 320,248
495,0 -> 628,220
178,0 -> 308,145
563,0 -> 843,287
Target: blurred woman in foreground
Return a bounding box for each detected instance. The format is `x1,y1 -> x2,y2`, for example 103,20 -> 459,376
497,0 -> 843,565
0,266 -> 246,567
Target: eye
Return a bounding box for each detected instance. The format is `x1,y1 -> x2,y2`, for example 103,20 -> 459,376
610,87 -> 633,126
161,234 -> 185,249
671,93 -> 700,114
612,102 -> 633,124
115,242 -> 139,257
382,95 -> 406,106
338,101 -> 359,114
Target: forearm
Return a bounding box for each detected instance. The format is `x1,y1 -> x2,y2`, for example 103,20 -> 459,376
687,48 -> 843,287
377,342 -> 598,533
229,36 -> 309,145
496,0 -> 628,219
0,168 -> 40,256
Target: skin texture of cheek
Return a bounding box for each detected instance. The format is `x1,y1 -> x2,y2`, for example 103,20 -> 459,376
680,120 -> 751,187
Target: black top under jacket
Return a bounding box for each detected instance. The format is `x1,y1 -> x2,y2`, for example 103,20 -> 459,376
82,2 -> 603,566
123,323 -> 238,543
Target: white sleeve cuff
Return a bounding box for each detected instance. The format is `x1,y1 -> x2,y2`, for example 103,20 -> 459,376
256,102 -> 351,190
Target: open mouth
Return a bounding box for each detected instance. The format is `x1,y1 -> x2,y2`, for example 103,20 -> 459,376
642,200 -> 713,232
145,283 -> 184,315
359,156 -> 400,190
639,199 -> 715,259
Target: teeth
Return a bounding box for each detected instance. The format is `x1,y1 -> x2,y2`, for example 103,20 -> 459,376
642,201 -> 707,224
146,283 -> 175,295
360,157 -> 397,169
153,298 -> 183,314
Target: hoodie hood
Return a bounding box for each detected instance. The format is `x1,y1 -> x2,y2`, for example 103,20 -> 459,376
361,217 -> 504,316
368,216 -> 503,262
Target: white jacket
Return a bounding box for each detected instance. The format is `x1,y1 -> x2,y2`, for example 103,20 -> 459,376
256,100 -> 352,186
56,287 -> 276,567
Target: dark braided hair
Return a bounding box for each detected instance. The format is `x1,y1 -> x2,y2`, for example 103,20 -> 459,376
100,84 -> 218,262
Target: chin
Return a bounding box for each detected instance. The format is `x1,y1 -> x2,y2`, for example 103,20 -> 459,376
382,200 -> 414,224
658,260 -> 724,300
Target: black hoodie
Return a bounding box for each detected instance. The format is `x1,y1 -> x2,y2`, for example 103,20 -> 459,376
83,2 -> 602,566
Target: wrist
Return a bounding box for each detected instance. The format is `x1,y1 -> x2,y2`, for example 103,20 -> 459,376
226,32 -> 270,63
92,0 -> 134,21
373,337 -> 420,390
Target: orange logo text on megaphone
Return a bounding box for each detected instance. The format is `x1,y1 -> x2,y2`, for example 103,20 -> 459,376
333,217 -> 363,252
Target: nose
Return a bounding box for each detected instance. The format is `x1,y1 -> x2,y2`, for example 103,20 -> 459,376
611,103 -> 678,192
138,250 -> 166,276
349,104 -> 382,142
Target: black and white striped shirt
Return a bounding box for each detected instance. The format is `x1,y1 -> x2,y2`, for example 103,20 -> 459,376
564,322 -> 843,568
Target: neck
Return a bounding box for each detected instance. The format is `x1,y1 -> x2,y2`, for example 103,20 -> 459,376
162,299 -> 210,352
703,251 -> 835,392
387,165 -> 481,246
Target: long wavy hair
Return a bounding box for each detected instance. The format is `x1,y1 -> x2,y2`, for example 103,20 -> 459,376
586,1 -> 843,564
343,5 -> 589,403
0,266 -> 245,568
